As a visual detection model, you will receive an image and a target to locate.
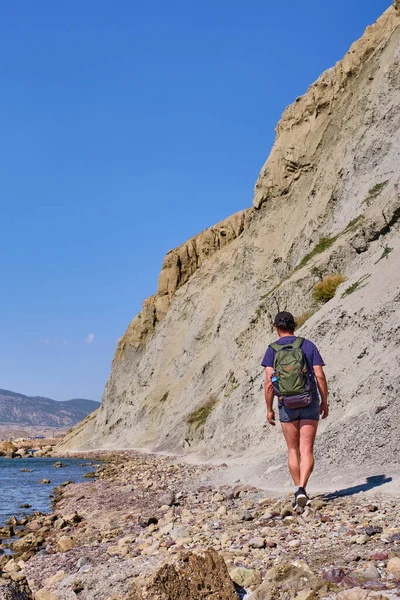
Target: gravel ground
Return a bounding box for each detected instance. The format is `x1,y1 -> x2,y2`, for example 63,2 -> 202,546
1,450 -> 399,599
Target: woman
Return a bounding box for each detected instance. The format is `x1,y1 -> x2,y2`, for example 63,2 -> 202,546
262,311 -> 329,507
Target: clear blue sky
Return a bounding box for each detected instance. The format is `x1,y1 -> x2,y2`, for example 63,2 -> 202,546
0,0 -> 390,401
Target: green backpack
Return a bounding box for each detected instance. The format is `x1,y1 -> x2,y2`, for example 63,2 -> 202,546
269,337 -> 314,409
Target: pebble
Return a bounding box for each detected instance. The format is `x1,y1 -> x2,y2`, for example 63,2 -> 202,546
229,566 -> 262,587
213,493 -> 224,502
249,537 -> 265,549
239,509 -> 253,521
170,526 -> 190,540
386,556 -> 400,578
55,536 -> 75,552
43,570 -> 66,586
76,557 -> 91,568
370,552 -> 388,561
107,545 -> 129,557
361,562 -> 380,580
157,491 -> 175,507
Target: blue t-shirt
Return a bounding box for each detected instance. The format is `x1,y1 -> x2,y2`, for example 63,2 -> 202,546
261,336 -> 325,399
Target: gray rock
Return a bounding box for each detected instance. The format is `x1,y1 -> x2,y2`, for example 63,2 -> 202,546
157,490 -> 175,507
249,536 -> 265,549
76,557 -> 91,568
239,509 -> 253,521
170,526 -> 190,540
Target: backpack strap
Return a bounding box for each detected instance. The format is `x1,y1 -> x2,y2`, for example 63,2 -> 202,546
269,342 -> 282,352
269,337 -> 304,352
292,337 -> 304,349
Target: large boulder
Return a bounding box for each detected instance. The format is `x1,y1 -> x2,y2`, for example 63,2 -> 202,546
34,446 -> 53,458
0,441 -> 17,456
130,549 -> 239,599
14,449 -> 27,458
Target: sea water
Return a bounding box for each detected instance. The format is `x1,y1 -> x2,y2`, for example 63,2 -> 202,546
0,456 -> 98,525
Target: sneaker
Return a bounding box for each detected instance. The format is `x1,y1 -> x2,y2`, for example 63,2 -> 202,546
294,487 -> 309,508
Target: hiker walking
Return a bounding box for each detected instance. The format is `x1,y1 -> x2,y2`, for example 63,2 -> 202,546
262,311 -> 329,507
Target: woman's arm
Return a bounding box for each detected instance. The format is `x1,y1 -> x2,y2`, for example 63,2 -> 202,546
264,367 -> 276,425
313,365 -> 329,419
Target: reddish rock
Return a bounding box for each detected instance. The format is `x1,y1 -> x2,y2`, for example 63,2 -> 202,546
370,552 -> 388,561
322,568 -> 346,583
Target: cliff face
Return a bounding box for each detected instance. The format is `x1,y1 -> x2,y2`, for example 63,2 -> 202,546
60,7 -> 400,478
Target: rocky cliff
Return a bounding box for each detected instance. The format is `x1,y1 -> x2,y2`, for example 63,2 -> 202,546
60,6 -> 400,482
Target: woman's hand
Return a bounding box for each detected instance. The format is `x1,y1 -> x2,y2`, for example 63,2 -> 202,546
267,409 -> 276,426
320,402 -> 329,419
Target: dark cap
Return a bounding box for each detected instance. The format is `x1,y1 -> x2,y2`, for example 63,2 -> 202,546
274,311 -> 296,328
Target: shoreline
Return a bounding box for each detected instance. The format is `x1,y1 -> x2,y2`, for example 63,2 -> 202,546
1,450 -> 399,599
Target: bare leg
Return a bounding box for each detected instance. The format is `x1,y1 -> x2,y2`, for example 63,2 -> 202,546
299,420 -> 318,489
280,421 -> 301,486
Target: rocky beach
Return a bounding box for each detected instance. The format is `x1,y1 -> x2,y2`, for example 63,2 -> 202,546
1,450 -> 400,599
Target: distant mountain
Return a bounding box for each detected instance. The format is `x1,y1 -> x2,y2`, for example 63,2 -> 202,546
0,389 -> 99,428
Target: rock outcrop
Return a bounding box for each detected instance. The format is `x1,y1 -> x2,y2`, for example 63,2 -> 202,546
59,7 -> 400,481
116,210 -> 247,353
253,7 -> 400,209
0,441 -> 17,456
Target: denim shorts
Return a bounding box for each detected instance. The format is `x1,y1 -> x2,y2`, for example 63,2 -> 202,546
278,399 -> 320,423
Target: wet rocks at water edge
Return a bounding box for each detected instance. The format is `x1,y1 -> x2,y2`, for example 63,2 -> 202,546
0,442 -> 34,460
33,447 -> 53,459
